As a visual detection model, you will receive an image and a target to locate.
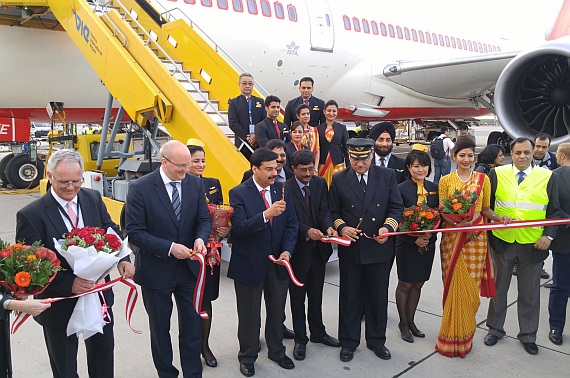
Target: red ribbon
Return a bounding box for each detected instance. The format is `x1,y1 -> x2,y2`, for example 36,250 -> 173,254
268,255 -> 303,287
11,277 -> 140,335
193,253 -> 208,319
321,236 -> 351,246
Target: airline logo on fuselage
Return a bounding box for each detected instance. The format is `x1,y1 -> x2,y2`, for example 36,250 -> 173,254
287,41 -> 300,56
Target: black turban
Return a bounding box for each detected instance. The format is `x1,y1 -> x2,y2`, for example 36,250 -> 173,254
369,122 -> 395,142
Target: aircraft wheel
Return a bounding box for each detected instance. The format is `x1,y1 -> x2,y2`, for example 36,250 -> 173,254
5,154 -> 44,189
0,153 -> 14,186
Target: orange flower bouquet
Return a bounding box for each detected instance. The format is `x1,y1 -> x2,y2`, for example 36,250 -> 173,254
399,200 -> 441,253
0,240 -> 62,297
440,189 -> 479,240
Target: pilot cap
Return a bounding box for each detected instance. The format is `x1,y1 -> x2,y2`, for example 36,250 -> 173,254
347,138 -> 374,160
369,121 -> 396,142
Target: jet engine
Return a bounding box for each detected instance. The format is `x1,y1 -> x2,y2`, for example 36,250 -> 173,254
495,40 -> 570,147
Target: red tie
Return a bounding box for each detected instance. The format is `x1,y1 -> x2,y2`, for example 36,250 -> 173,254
260,189 -> 272,227
247,97 -> 250,105
274,120 -> 281,138
304,99 -> 309,106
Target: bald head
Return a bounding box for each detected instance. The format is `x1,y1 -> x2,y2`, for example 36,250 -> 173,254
160,140 -> 191,181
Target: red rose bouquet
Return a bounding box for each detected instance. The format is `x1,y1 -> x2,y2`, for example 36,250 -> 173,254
398,200 -> 441,253
440,189 -> 479,240
206,204 -> 234,272
62,226 -> 123,254
0,241 -> 61,297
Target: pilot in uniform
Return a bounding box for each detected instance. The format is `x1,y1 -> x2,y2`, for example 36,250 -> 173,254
369,122 -> 407,184
329,138 -> 403,362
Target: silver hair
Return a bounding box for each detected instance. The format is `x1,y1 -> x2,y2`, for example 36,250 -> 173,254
239,72 -> 254,83
46,149 -> 84,173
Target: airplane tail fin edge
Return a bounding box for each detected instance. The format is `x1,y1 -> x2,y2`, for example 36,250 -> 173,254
547,0 -> 570,40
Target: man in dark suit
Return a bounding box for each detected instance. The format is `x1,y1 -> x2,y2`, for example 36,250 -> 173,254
241,139 -> 293,183
228,72 -> 267,160
125,140 -> 212,378
228,148 -> 299,377
369,122 -> 406,184
283,77 -> 326,127
329,138 -> 403,362
16,149 -> 135,378
286,150 -> 340,361
255,95 -> 290,148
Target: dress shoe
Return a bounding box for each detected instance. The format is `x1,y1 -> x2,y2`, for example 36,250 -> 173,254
549,329 -> 563,345
484,334 -> 498,346
274,355 -> 295,369
367,344 -> 391,360
310,334 -> 341,347
541,269 -> 550,279
398,323 -> 414,343
283,326 -> 295,339
203,356 -> 217,368
339,347 -> 354,362
523,342 -> 539,355
512,265 -> 518,276
543,280 -> 553,289
409,327 -> 425,338
293,343 -> 306,360
240,363 -> 255,377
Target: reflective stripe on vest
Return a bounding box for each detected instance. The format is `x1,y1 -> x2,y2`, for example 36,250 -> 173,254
493,165 -> 551,244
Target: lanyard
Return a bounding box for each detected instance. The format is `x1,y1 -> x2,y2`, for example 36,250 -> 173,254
248,96 -> 253,125
52,191 -> 81,230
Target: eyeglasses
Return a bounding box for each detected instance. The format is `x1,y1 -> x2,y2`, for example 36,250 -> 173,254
295,167 -> 315,173
163,156 -> 190,170
51,175 -> 83,187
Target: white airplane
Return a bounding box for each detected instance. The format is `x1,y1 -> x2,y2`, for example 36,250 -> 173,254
0,0 -> 569,146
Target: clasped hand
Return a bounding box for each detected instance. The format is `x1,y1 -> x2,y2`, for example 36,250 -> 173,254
307,227 -> 338,241
415,234 -> 430,248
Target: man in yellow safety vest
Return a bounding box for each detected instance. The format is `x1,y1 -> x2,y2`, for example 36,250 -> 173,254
484,137 -> 560,355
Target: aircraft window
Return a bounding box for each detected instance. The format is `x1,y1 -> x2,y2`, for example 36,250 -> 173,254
492,45 -> 497,52
233,0 -> 243,12
362,19 -> 370,33
404,27 -> 410,40
326,14 -> 331,26
497,46 -> 501,51
468,40 -> 472,50
419,30 -> 424,43
247,0 -> 257,14
261,0 -> 270,16
353,18 -> 361,32
343,16 -> 351,30
473,42 -> 478,52
217,0 -> 228,9
462,39 -> 467,49
274,2 -> 284,19
380,22 -> 387,36
396,26 -> 403,39
184,0 -> 196,3
411,29 -> 417,42
451,37 -> 456,48
371,21 -> 378,35
425,32 -> 431,44
478,42 -> 482,52
438,34 -> 444,46
484,44 -> 488,53
388,24 -> 395,38
201,0 -> 212,6
287,5 -> 297,21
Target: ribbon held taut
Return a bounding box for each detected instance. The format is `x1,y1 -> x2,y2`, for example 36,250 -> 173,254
321,236 -> 351,246
268,255 -> 304,287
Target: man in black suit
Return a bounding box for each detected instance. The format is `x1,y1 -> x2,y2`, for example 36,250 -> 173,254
255,95 -> 290,148
228,72 -> 267,160
369,122 -> 406,184
286,150 -> 340,361
125,140 -> 212,378
16,149 -> 135,378
241,139 -> 293,183
228,148 -> 299,377
329,138 -> 403,362
283,77 -> 326,127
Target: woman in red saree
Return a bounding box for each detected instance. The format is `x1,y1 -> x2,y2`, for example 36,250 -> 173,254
436,136 -> 511,357
317,100 -> 349,186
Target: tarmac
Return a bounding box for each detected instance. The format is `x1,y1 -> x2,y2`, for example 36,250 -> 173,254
1,129 -> 569,378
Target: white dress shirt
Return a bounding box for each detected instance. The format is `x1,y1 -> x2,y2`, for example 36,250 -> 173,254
160,166 -> 182,207
375,153 -> 391,167
356,170 -> 369,185
253,177 -> 272,222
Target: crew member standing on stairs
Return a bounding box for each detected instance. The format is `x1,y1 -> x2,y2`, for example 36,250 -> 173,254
283,77 -> 326,127
255,95 -> 290,148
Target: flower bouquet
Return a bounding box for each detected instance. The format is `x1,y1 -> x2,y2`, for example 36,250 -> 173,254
54,226 -> 131,339
206,204 -> 234,273
0,241 -> 62,298
398,200 -> 441,253
440,189 -> 479,240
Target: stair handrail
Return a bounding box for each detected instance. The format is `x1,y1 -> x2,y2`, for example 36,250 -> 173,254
109,0 -> 229,126
155,3 -> 274,101
90,1 -> 128,47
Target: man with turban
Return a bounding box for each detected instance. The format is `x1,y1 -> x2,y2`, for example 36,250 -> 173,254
369,122 -> 406,184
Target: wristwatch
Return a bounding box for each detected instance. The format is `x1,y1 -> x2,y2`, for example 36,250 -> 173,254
547,236 -> 554,241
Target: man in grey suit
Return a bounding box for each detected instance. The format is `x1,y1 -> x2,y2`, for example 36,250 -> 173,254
484,137 -> 560,355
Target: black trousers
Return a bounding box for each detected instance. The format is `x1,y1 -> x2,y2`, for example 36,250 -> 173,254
43,308 -> 114,378
338,258 -> 393,350
289,247 -> 327,344
141,260 -> 202,378
0,315 -> 11,378
234,262 -> 289,364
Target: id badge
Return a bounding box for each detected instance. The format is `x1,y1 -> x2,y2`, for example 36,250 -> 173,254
249,124 -> 255,134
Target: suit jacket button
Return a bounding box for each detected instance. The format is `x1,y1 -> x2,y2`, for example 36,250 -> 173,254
351,205 -> 354,208
377,204 -> 380,207
372,218 -> 376,222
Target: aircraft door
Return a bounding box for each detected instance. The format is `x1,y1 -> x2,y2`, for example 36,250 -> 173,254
305,0 -> 335,52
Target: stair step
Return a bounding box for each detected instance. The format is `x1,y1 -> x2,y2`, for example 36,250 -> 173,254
207,111 -> 228,126
173,71 -> 193,81
197,100 -> 219,111
179,81 -> 206,92
218,126 -> 232,136
187,90 -> 211,101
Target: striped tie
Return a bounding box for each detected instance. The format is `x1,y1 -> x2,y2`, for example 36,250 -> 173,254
170,182 -> 181,222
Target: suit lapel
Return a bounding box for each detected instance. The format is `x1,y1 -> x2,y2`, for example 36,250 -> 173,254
153,170 -> 179,227
310,176 -> 321,221
77,189 -> 93,227
246,178 -> 268,214
346,168 -> 365,203
181,175 -> 193,228
363,167 -> 377,210
44,191 -> 71,238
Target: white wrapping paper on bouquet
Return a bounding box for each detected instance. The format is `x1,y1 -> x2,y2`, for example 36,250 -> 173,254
54,228 -> 131,340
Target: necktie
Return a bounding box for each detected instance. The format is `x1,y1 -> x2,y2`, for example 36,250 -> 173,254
260,189 -> 273,227
302,186 -> 313,222
247,96 -> 250,105
170,182 -> 181,222
517,171 -> 526,185
274,120 -> 281,138
359,175 -> 367,193
413,179 -> 429,205
304,99 -> 309,106
380,157 -> 386,167
67,201 -> 77,228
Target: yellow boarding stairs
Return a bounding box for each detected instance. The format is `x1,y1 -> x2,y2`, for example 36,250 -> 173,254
32,0 -> 275,199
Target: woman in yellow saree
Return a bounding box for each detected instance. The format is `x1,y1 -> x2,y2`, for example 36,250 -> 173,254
436,136 -> 511,357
